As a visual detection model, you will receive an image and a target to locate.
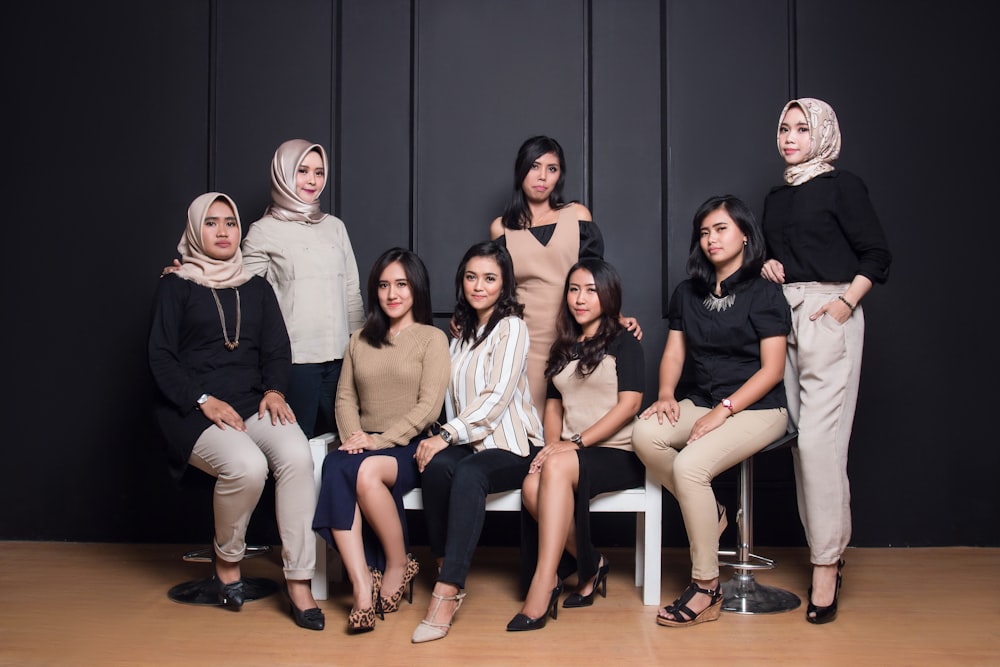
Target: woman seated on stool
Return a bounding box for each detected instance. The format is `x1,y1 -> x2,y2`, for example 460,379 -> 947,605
149,193 -> 323,630
632,195 -> 790,628
411,241 -> 543,644
508,259 -> 644,632
312,248 -> 450,634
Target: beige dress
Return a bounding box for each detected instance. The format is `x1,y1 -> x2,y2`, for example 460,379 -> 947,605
503,206 -> 580,410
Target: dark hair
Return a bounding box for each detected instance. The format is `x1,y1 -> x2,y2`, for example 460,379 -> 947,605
360,247 -> 433,348
453,241 -> 523,348
546,259 -> 624,379
685,195 -> 766,294
500,135 -> 569,230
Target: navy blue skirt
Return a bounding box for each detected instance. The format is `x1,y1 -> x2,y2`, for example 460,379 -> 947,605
312,433 -> 422,569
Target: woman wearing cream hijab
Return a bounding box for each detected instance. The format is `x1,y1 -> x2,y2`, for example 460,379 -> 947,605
760,98 -> 891,624
150,192 -> 324,630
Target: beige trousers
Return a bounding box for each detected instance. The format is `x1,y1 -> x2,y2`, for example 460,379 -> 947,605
633,401 -> 788,580
190,414 -> 316,580
783,282 -> 865,566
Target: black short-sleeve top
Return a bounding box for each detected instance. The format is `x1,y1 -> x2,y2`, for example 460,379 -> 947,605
668,275 -> 790,411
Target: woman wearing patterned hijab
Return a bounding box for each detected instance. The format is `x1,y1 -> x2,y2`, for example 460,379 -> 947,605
149,193 -> 324,630
241,139 -> 365,438
760,98 -> 892,624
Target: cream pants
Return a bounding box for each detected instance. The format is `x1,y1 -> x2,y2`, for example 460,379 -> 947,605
783,282 -> 864,566
632,401 -> 787,580
190,414 -> 316,580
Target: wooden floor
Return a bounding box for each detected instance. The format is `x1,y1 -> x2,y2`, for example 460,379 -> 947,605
1,542 -> 997,666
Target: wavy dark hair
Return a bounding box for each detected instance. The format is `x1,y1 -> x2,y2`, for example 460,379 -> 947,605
500,135 -> 570,230
360,247 -> 433,348
685,195 -> 766,295
545,259 -> 624,379
453,241 -> 523,348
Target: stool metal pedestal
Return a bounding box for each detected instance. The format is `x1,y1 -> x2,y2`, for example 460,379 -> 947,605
718,432 -> 801,614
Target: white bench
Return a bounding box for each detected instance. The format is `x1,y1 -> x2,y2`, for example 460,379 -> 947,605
308,432 -> 662,605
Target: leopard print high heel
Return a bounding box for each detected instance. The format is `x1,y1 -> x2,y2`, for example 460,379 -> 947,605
380,554 -> 420,613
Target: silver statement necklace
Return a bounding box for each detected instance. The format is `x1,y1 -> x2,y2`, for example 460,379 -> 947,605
210,287 -> 241,351
703,292 -> 736,312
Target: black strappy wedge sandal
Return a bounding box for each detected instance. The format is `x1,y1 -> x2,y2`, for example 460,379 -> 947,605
656,581 -> 723,628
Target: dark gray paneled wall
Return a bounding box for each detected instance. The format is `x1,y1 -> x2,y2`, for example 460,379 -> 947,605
3,0 -> 995,549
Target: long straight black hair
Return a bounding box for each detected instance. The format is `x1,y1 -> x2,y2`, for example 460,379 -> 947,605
500,135 -> 569,230
452,241 -> 523,348
360,247 -> 433,348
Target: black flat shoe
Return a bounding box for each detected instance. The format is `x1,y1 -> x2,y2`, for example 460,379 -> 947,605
213,575 -> 245,611
563,556 -> 609,608
507,582 -> 562,631
290,601 -> 326,631
806,560 -> 845,625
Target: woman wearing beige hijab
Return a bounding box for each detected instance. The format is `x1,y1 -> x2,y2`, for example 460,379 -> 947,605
242,140 -> 365,438
760,98 -> 891,624
149,192 -> 324,630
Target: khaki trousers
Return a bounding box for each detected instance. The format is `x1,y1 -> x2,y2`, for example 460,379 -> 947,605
632,402 -> 787,579
190,414 -> 316,580
783,282 -> 865,566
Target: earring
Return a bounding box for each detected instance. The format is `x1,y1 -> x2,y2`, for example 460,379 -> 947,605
743,239 -> 748,247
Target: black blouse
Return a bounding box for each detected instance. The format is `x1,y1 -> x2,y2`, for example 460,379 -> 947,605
668,276 -> 790,411
762,170 -> 891,285
148,274 -> 292,479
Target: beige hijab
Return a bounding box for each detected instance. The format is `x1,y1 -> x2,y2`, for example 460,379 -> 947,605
174,192 -> 249,289
267,139 -> 329,223
778,97 -> 842,186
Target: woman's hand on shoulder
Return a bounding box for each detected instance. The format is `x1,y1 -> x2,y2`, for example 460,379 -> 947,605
619,314 -> 642,340
761,259 -> 785,284
258,391 -> 296,426
160,259 -> 182,277
202,396 -> 247,432
414,434 -> 449,473
338,430 -> 377,454
448,314 -> 462,339
640,398 -> 680,425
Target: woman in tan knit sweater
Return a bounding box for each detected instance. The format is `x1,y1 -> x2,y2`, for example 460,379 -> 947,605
312,248 -> 450,633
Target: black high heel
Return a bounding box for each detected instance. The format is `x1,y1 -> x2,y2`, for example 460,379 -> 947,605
806,560 -> 845,625
563,556 -> 609,608
290,601 -> 326,631
506,581 -> 562,631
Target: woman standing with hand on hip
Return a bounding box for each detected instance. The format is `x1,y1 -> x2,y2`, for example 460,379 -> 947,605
488,136 -> 640,411
761,98 -> 891,624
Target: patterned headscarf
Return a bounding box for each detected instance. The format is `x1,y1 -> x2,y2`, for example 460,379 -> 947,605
778,97 -> 842,186
267,139 -> 329,223
175,192 -> 249,289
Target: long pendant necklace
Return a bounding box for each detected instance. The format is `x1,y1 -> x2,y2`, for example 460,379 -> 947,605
210,287 -> 241,351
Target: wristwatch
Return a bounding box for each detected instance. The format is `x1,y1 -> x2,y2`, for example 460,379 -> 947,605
721,398 -> 734,415
439,427 -> 454,444
196,393 -> 210,408
570,433 -> 584,447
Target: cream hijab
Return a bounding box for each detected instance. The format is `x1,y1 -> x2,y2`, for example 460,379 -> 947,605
267,139 -> 329,223
778,97 -> 842,186
174,192 -> 249,289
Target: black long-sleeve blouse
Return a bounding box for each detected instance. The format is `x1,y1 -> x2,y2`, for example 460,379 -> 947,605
762,170 -> 891,285
148,274 -> 292,480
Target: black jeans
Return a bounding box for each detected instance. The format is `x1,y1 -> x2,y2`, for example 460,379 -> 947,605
421,445 -> 535,589
286,360 -> 342,439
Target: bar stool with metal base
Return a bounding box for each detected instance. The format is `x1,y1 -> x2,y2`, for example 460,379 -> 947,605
717,431 -> 800,614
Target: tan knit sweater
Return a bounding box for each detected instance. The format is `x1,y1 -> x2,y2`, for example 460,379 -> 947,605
335,323 -> 450,450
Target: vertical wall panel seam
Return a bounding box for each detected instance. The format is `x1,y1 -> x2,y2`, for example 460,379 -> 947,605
208,0 -> 218,191
583,0 -> 593,208
333,0 -> 343,215
409,0 -> 417,251
659,0 -> 669,318
788,0 -> 797,100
